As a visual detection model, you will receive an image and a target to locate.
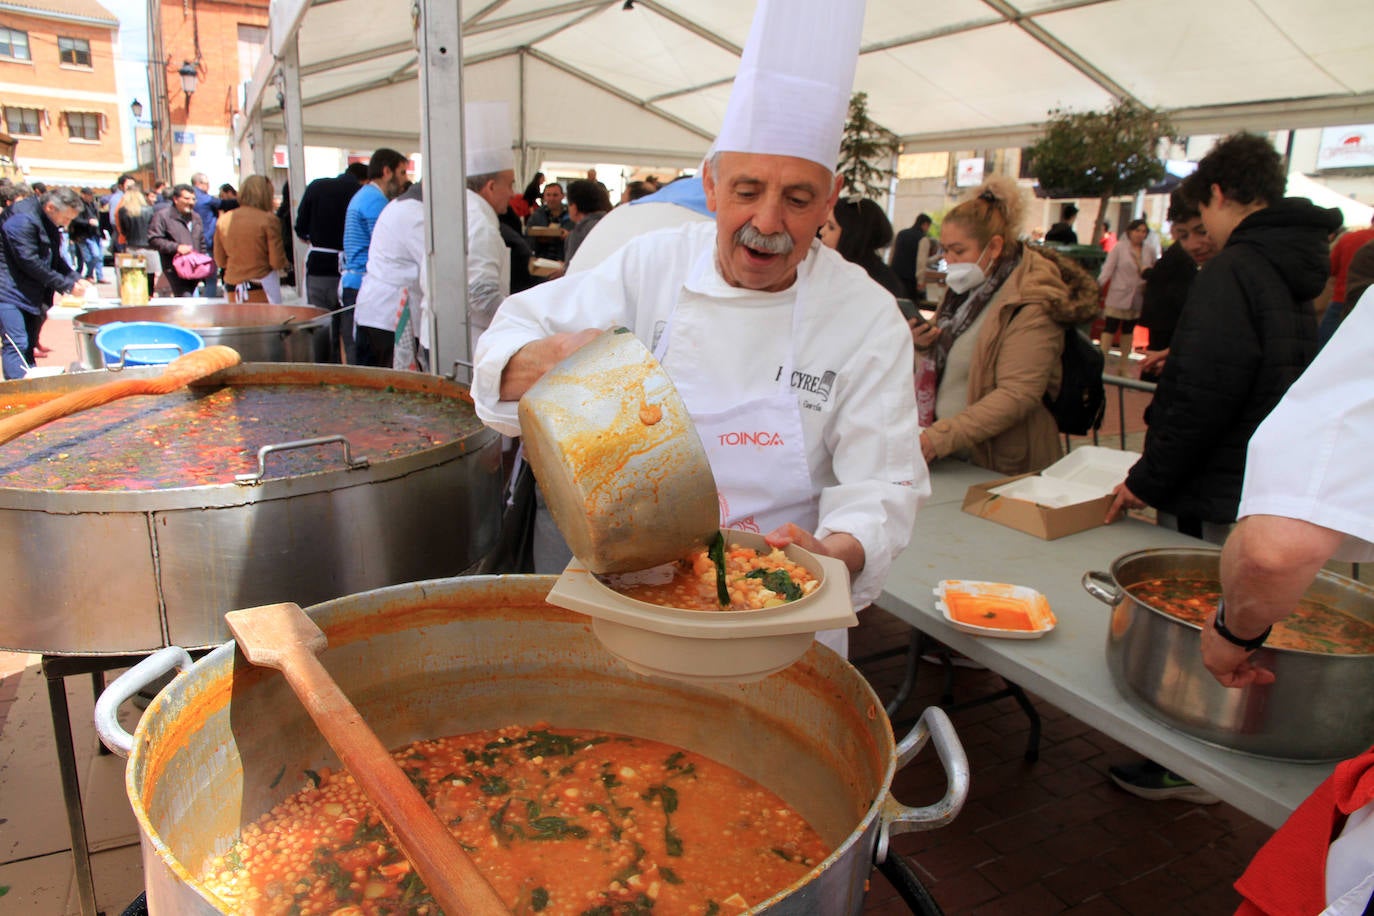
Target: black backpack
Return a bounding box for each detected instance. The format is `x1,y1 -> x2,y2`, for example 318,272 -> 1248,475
1042,324 -> 1106,435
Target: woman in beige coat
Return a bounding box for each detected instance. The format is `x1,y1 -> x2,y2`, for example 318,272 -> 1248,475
912,177 -> 1098,475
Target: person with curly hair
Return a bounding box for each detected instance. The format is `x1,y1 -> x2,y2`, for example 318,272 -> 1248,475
1104,131 -> 1343,805
818,197 -> 904,298
912,176 -> 1099,475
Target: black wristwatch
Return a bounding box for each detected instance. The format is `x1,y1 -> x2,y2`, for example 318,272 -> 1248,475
1213,599 -> 1271,651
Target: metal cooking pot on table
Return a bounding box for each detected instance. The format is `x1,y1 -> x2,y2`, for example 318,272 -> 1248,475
0,363 -> 502,654
74,303 -> 334,367
1083,547 -> 1374,761
96,576 -> 969,914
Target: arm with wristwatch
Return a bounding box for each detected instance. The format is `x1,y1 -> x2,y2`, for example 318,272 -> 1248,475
1203,514 -> 1348,687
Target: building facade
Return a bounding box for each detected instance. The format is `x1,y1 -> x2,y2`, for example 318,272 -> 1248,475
0,0 -> 126,188
149,0 -> 267,188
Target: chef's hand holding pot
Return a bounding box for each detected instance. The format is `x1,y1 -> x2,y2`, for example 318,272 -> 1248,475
766,521 -> 865,579
1202,515 -> 1349,688
498,328 -> 603,400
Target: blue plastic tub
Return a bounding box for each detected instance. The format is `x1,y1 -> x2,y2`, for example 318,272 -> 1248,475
94,321 -> 206,366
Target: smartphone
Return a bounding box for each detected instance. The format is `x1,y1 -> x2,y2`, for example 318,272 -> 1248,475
897,299 -> 928,325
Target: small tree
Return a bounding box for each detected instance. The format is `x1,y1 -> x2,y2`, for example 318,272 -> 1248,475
1026,99 -> 1177,244
837,92 -> 900,200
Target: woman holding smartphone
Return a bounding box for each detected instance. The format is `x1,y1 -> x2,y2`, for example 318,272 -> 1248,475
911,176 -> 1098,474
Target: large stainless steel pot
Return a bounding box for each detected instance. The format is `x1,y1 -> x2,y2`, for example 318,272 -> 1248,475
1083,547 -> 1374,761
0,363 -> 502,654
96,576 -> 969,915
74,303 -> 333,366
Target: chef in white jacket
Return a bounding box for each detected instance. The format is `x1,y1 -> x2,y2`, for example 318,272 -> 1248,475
472,0 -> 927,656
1203,287 -> 1374,915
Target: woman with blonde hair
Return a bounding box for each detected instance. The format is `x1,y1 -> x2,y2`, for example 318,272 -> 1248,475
214,174 -> 287,302
115,182 -> 159,298
911,176 -> 1098,474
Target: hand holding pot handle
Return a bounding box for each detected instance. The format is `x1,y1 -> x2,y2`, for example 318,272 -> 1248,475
1200,607 -> 1277,688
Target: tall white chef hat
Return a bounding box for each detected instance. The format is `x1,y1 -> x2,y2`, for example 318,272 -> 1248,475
464,100 -> 514,176
714,0 -> 866,172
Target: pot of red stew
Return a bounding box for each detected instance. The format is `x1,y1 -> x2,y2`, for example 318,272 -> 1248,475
1082,547 -> 1374,760
0,363 -> 501,654
95,576 -> 967,915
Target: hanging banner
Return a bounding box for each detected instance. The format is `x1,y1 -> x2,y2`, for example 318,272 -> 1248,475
1317,126 -> 1374,170
956,157 -> 984,187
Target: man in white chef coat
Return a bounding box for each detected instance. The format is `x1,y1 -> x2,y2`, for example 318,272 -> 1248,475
473,0 -> 927,656
1200,288 -> 1374,916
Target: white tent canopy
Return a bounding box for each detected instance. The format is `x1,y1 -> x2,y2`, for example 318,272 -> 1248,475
240,0 -> 1374,374
1287,172 -> 1374,228
245,0 -> 1374,163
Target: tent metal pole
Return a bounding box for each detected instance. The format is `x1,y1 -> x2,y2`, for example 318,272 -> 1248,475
281,36 -> 310,278
418,0 -> 472,381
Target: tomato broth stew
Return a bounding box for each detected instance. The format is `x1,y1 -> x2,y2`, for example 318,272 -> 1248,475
0,384 -> 484,491
1129,576 -> 1374,655
201,725 -> 828,915
611,543 -> 819,611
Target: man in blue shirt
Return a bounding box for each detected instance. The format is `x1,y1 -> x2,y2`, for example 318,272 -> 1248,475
190,172 -> 222,295
340,148 -> 408,363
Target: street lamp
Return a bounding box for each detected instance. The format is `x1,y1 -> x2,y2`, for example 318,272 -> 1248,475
178,61 -> 198,109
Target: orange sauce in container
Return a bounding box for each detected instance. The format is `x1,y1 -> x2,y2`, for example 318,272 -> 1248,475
944,593 -> 1040,631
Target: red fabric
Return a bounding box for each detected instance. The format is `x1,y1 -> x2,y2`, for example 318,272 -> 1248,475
509,196 -> 531,219
1101,231 -> 1117,252
1329,225 -> 1374,301
1234,745 -> 1374,916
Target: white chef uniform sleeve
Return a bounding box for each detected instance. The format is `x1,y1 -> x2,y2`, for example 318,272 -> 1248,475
1238,286 -> 1374,562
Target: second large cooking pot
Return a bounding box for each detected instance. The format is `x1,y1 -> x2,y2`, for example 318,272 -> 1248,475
0,363 -> 502,654
96,576 -> 969,914
74,303 -> 334,366
1084,547 -> 1374,761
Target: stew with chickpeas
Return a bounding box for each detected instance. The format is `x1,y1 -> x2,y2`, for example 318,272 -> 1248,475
201,725 -> 829,915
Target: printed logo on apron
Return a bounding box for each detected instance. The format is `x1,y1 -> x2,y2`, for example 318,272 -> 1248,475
653,249 -> 818,536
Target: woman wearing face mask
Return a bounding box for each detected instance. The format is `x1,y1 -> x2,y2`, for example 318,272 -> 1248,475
912,176 -> 1099,474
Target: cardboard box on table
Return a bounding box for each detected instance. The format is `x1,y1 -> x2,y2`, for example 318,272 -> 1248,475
961,447 -> 1141,540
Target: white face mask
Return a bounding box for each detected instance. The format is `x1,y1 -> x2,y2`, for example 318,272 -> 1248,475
944,246 -> 993,294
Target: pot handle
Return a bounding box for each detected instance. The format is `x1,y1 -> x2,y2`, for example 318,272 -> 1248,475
875,706 -> 969,863
1082,570 -> 1124,606
94,646 -> 195,757
234,435 -> 370,485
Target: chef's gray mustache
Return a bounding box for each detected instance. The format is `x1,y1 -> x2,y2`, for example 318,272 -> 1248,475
735,221 -> 794,256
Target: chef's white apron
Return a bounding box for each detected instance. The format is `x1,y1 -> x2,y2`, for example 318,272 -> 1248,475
655,251 -> 852,656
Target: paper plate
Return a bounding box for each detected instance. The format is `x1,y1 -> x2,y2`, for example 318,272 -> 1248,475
933,579 -> 1056,639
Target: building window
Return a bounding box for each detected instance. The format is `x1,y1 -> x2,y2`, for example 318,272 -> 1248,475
0,27 -> 31,61
58,36 -> 92,67
4,106 -> 40,136
66,111 -> 99,140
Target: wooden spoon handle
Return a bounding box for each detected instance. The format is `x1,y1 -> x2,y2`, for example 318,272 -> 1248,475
0,378 -> 153,446
225,604 -> 511,915
0,345 -> 241,448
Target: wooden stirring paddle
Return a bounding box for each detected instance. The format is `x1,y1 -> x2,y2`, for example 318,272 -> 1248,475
225,602 -> 512,916
0,344 -> 242,447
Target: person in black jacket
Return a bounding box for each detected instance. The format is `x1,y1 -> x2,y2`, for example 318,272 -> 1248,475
1107,132 -> 1341,538
1103,132 -> 1342,805
0,188 -> 91,377
1136,189 -> 1219,382
889,212 -> 931,300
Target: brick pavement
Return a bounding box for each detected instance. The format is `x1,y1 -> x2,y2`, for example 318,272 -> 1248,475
850,606 -> 1272,915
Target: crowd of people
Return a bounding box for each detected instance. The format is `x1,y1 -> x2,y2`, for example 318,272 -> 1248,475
0,169 -> 282,379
